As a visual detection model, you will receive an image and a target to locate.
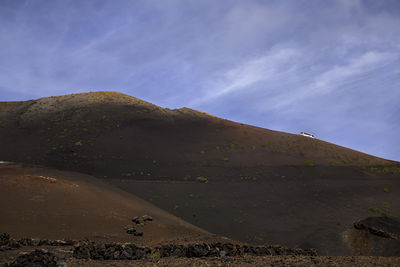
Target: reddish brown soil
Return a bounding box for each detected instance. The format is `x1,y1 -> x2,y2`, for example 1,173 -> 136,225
0,163 -> 223,246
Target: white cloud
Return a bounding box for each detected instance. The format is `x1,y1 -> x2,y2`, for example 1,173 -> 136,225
191,47 -> 300,106
261,50 -> 398,111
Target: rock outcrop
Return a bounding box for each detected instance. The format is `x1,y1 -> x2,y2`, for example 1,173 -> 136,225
4,249 -> 66,267
353,216 -> 400,240
73,242 -> 317,260
342,216 -> 400,256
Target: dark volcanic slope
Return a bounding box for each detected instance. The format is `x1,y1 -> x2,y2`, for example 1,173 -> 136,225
1,91 -> 399,255
0,91 -> 393,177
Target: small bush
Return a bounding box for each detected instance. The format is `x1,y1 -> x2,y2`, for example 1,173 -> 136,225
368,207 -> 380,213
223,157 -> 230,162
122,242 -> 131,247
150,248 -> 160,259
383,188 -> 389,192
254,236 -> 263,241
197,176 -> 208,183
304,160 -> 313,166
368,206 -> 392,217
75,140 -> 83,146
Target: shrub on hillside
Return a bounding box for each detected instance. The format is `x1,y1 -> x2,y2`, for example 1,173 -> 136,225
197,176 -> 208,183
304,160 -> 313,167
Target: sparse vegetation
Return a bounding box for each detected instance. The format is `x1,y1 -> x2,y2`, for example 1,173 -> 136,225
369,166 -> 400,174
149,248 -> 160,259
223,157 -> 229,162
368,207 -> 380,213
122,242 -> 132,247
254,235 -> 263,241
368,202 -> 394,217
197,176 -> 208,183
304,160 -> 313,167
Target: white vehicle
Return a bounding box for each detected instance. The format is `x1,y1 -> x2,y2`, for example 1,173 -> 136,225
300,132 -> 315,139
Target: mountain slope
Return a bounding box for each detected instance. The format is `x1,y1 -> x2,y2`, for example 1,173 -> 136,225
0,91 -> 393,180
1,91 -> 399,255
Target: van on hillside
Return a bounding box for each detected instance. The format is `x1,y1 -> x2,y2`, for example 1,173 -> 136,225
300,132 -> 315,139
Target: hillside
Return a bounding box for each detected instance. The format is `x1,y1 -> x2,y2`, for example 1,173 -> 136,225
0,162 -> 217,246
0,91 -> 393,178
0,91 -> 399,256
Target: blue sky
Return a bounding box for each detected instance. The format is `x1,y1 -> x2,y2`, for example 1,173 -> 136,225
0,0 -> 399,161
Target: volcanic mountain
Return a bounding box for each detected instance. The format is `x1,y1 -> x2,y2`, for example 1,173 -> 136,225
0,91 -> 399,255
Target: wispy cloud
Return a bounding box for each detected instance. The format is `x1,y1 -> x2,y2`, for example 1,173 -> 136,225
267,50 -> 398,111
191,47 -> 300,106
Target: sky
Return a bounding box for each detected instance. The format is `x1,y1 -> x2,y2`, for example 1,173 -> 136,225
0,0 -> 399,161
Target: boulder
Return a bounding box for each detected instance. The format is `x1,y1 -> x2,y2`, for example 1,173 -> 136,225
131,216 -> 140,224
5,249 -> 60,267
126,228 -> 136,234
0,233 -> 10,246
134,231 -> 143,237
142,215 -> 153,222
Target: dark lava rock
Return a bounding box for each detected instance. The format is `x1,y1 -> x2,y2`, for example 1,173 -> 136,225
186,244 -> 210,257
0,233 -> 10,245
133,231 -> 143,237
132,216 -> 140,224
126,228 -> 136,234
72,242 -> 317,260
5,249 -> 60,267
1,240 -> 21,251
354,216 -> 400,240
142,214 -> 153,222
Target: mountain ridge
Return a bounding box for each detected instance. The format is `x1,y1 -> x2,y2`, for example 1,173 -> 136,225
1,91 -> 399,255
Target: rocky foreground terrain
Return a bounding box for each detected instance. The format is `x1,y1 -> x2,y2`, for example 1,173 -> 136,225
1,233 -> 399,266
1,216 -> 400,266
